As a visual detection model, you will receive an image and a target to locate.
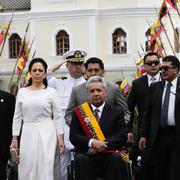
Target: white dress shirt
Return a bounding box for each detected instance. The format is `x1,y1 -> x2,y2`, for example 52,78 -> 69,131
88,102 -> 106,147
162,78 -> 177,126
147,73 -> 161,86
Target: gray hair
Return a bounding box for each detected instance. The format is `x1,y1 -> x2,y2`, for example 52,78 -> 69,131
86,76 -> 107,90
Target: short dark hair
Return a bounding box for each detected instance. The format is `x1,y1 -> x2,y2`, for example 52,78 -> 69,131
27,58 -> 48,87
162,55 -> 180,71
84,57 -> 104,70
143,52 -> 159,63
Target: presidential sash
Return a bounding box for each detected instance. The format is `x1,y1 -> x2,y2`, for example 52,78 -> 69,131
74,102 -> 130,163
74,102 -> 105,141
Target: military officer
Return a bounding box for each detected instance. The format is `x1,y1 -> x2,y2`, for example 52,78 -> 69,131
48,49 -> 87,180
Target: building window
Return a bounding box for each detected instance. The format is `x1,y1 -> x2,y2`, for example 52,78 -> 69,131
112,28 -> 127,54
56,30 -> 69,56
145,28 -> 151,52
9,33 -> 22,58
174,27 -> 180,53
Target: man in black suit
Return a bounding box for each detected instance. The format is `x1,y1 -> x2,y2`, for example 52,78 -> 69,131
127,52 -> 161,180
0,90 -> 15,180
127,52 -> 161,142
139,55 -> 180,180
70,76 -> 128,180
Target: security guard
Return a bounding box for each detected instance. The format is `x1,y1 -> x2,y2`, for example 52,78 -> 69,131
47,49 -> 87,180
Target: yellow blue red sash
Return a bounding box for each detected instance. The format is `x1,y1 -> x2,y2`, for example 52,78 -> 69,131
74,102 -> 105,141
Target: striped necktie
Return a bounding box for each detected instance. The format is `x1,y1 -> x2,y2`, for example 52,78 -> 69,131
94,109 -> 100,123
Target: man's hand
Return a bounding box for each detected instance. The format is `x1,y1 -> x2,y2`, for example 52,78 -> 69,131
139,137 -> 146,151
48,60 -> 67,72
92,139 -> 108,152
87,147 -> 98,156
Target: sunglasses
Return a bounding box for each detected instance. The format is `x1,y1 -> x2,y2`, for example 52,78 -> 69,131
160,66 -> 176,71
145,61 -> 160,66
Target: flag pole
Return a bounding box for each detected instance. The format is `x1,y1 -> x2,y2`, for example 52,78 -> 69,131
145,17 -> 166,57
9,22 -> 30,93
160,20 -> 176,55
154,7 -> 176,55
22,38 -> 36,87
137,50 -> 142,59
0,12 -> 14,57
140,43 -> 145,55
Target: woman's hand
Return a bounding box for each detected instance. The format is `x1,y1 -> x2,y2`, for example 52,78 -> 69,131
10,138 -> 19,164
58,134 -> 65,154
10,139 -> 18,152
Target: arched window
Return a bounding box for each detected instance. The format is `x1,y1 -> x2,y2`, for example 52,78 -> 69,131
145,28 -> 151,52
112,28 -> 127,54
174,27 -> 180,53
9,33 -> 22,58
56,30 -> 69,56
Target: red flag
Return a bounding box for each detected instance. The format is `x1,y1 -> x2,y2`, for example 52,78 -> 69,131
159,2 -> 168,19
166,0 -> 177,10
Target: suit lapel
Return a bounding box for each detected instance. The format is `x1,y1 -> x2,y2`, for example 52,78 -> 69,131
144,75 -> 149,88
155,81 -> 165,125
99,104 -> 110,128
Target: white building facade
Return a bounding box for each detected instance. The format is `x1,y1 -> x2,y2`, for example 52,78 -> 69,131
0,0 -> 179,90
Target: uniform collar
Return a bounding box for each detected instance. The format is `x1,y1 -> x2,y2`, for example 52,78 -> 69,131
68,75 -> 85,84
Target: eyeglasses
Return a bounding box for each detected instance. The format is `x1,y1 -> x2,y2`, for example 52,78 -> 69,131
145,61 -> 160,66
160,66 -> 176,71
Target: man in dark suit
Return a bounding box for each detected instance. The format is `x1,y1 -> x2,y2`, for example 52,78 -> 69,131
0,90 -> 15,180
127,52 -> 161,142
65,57 -> 130,126
70,76 -> 128,180
127,52 -> 161,180
139,55 -> 180,180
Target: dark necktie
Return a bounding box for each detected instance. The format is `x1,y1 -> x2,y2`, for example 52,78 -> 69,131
161,82 -> 172,126
94,109 -> 100,123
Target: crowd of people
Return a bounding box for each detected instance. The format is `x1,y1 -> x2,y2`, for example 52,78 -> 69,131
0,49 -> 180,180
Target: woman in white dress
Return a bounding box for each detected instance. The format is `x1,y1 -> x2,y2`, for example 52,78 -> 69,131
10,58 -> 65,180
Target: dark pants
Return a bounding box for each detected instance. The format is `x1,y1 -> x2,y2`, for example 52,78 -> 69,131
152,126 -> 180,180
142,126 -> 180,180
75,152 -> 128,180
0,162 -> 7,180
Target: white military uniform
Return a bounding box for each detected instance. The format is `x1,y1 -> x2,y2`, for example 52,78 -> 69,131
48,73 -> 85,180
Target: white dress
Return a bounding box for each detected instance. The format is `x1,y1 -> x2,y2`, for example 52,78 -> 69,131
12,87 -> 63,180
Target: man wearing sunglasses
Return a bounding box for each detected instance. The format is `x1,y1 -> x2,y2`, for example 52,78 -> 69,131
127,52 -> 161,180
139,55 -> 180,180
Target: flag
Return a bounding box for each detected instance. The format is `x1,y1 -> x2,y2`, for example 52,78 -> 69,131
150,25 -> 164,44
16,40 -> 30,74
0,13 -> 13,56
166,0 -> 177,10
0,23 -> 9,47
150,19 -> 161,35
0,32 -> 3,46
120,79 -> 131,96
159,1 -> 168,19
135,59 -> 146,78
25,71 -> 31,81
136,59 -> 144,66
152,38 -> 164,56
